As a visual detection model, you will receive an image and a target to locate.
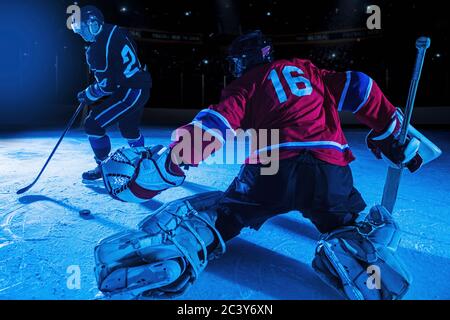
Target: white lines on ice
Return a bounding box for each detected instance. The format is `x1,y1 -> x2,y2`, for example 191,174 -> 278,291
401,229 -> 450,244
0,238 -> 14,249
1,208 -> 25,243
0,282 -> 23,293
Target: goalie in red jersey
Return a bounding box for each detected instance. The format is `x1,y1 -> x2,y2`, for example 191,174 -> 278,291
96,31 -> 440,300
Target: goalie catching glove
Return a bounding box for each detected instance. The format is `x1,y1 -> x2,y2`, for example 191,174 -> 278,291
101,145 -> 185,203
367,110 -> 442,172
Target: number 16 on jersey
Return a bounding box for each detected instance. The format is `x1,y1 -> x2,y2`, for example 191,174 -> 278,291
268,66 -> 313,103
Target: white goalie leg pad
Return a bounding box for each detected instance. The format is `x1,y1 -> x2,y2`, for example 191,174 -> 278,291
94,230 -> 186,299
94,191 -> 226,299
312,206 -> 412,300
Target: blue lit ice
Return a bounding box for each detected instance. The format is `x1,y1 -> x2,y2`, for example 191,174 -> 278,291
0,128 -> 449,299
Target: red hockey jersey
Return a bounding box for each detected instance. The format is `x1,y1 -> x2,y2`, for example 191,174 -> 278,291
173,58 -> 397,166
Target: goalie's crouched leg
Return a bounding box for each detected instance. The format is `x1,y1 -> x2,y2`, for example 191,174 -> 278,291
94,192 -> 226,299
312,205 -> 412,300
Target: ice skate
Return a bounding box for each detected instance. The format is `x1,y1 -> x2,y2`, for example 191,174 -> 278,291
82,164 -> 102,181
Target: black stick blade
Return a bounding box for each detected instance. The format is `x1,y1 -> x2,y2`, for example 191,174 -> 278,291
17,185 -> 33,195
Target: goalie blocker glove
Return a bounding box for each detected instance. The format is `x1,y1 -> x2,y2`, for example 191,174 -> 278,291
366,110 -> 442,173
101,145 -> 185,203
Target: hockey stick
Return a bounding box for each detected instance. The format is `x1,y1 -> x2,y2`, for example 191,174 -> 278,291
381,37 -> 431,213
16,103 -> 86,195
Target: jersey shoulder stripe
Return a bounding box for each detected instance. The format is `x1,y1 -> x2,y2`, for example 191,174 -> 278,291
338,71 -> 373,113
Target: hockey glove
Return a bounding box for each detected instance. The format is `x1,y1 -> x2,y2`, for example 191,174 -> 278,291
133,145 -> 186,195
366,112 -> 423,173
102,146 -> 186,203
77,90 -> 97,105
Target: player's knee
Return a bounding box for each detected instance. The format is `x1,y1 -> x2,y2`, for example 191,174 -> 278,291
119,125 -> 144,147
304,185 -> 367,233
215,208 -> 246,242
84,116 -> 104,136
119,123 -> 140,140
312,206 -> 411,300
307,211 -> 358,234
303,200 -> 363,234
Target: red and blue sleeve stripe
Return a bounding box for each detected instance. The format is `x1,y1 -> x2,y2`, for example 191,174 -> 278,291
190,109 -> 236,144
338,71 -> 373,114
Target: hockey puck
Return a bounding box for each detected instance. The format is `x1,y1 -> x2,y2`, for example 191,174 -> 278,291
79,209 -> 91,217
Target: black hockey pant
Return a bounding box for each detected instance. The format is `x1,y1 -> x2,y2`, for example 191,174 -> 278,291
215,151 -> 367,241
84,87 -> 150,161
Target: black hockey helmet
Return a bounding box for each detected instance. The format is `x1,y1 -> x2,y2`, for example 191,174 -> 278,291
71,5 -> 105,42
227,31 -> 274,78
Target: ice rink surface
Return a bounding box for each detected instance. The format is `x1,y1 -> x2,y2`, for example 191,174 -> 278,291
0,127 -> 449,300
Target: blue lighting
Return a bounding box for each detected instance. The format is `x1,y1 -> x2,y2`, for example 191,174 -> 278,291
0,0 -> 85,124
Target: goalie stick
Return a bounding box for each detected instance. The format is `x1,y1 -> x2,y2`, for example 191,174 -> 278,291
17,103 -> 86,195
381,37 -> 431,213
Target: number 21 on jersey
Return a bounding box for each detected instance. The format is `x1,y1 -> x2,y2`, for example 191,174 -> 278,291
268,66 -> 312,103
121,45 -> 140,79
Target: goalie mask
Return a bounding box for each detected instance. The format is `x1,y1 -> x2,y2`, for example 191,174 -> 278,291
101,146 -> 185,203
227,30 -> 274,78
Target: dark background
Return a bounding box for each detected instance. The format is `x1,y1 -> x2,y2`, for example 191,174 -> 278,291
0,0 -> 448,127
